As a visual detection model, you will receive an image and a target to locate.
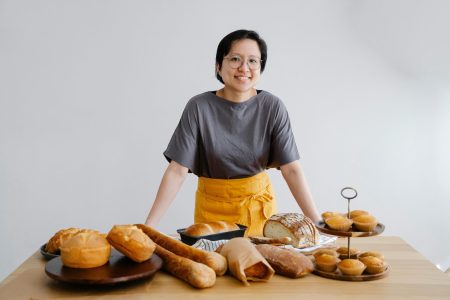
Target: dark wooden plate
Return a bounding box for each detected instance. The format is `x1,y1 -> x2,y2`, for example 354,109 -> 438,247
313,264 -> 390,281
40,244 -> 59,260
45,250 -> 163,285
315,221 -> 385,237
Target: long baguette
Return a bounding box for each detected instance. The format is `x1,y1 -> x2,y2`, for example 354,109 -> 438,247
155,245 -> 216,289
136,224 -> 227,276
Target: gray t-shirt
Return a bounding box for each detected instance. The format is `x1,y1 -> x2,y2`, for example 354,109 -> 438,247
163,90 -> 300,179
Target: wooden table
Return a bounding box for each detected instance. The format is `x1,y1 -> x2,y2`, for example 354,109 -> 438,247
1,236 -> 450,299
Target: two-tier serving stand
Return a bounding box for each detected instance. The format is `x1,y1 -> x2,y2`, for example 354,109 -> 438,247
313,187 -> 389,281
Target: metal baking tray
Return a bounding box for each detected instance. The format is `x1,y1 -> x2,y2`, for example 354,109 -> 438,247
177,224 -> 247,245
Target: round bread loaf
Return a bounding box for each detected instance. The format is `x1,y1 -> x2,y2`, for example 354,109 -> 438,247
107,225 -> 156,262
60,231 -> 111,268
45,228 -> 81,254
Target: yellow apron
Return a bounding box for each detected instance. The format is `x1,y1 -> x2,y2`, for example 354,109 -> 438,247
194,172 -> 276,236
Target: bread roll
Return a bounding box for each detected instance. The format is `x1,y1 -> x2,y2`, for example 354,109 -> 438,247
255,244 -> 313,278
183,221 -> 239,237
136,224 -> 227,276
45,228 -> 81,254
263,213 -> 319,248
60,231 -> 111,268
155,245 -> 216,288
107,225 -> 156,262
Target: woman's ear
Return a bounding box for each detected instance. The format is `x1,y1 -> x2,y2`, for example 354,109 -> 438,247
216,63 -> 221,75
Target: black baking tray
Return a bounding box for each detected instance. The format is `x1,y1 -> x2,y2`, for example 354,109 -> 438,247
177,224 -> 247,245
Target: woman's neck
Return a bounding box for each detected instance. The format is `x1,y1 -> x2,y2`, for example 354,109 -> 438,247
217,87 -> 257,103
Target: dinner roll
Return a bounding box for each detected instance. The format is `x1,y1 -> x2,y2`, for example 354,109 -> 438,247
107,225 -> 156,262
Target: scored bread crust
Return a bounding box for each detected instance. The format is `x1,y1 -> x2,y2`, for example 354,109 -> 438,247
60,231 -> 111,268
184,221 -> 239,237
263,213 -> 319,248
107,225 -> 156,262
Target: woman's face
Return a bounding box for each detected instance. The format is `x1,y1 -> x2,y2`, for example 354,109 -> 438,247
217,39 -> 262,96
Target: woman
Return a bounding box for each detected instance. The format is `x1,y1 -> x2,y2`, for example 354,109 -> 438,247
145,29 -> 320,235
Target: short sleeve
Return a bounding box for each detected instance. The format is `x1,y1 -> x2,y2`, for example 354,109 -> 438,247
267,100 -> 300,168
163,99 -> 200,173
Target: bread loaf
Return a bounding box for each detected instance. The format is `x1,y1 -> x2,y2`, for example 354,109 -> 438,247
60,231 -> 111,268
107,225 -> 156,262
136,224 -> 227,276
183,221 -> 239,237
155,245 -> 216,288
263,213 -> 319,248
255,244 -> 313,278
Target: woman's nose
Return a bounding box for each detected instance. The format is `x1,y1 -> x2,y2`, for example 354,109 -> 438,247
238,60 -> 250,71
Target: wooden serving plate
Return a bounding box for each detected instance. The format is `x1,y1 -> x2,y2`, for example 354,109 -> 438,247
313,264 -> 390,281
45,249 -> 163,285
315,221 -> 385,237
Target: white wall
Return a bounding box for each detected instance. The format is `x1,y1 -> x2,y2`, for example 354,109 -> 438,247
1,0 -> 449,280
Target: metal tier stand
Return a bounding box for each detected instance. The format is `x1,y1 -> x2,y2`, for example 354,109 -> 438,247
341,187 -> 358,259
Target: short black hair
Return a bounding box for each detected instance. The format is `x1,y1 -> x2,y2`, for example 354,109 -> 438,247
215,29 -> 268,84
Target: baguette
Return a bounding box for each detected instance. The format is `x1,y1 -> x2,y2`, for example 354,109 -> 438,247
155,245 -> 216,289
136,224 -> 227,276
255,244 -> 314,278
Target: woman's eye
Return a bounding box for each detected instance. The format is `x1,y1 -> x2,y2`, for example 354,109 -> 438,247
230,57 -> 241,62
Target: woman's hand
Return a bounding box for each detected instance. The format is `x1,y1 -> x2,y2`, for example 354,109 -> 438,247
280,160 -> 320,223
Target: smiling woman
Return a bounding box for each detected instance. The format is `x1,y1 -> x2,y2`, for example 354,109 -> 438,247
144,29 -> 320,236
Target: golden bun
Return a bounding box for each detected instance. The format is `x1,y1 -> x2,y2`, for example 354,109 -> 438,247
60,231 -> 111,268
337,259 -> 366,276
107,225 -> 156,262
325,216 -> 353,231
358,256 -> 386,274
315,254 -> 340,272
359,251 -> 385,261
336,247 -> 360,259
349,210 -> 369,219
352,214 -> 378,232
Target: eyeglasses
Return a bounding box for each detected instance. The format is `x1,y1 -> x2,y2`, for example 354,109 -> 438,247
223,55 -> 262,70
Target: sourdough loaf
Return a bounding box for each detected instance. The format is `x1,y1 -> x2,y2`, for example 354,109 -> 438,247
263,213 -> 319,248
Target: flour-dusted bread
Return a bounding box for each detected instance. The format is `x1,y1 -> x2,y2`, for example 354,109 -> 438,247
263,213 -> 319,248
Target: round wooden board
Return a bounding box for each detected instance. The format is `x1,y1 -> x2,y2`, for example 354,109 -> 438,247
315,221 -> 385,237
45,250 -> 163,285
313,264 -> 390,281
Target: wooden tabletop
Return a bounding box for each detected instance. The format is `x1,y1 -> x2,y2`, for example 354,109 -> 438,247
1,236 -> 450,299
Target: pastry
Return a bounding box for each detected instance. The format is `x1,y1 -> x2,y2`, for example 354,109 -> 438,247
337,259 -> 366,276
315,254 -> 340,272
336,246 -> 360,259
107,225 -> 156,262
349,210 -> 369,219
358,256 -> 386,274
324,215 -> 353,231
352,214 -> 378,232
321,211 -> 341,221
183,221 -> 239,237
359,251 -> 385,261
313,248 -> 339,259
60,231 -> 111,268
263,213 -> 319,248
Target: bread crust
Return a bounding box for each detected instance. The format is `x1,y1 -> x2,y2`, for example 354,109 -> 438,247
183,221 -> 239,237
60,232 -> 111,268
107,225 -> 156,262
136,224 -> 227,276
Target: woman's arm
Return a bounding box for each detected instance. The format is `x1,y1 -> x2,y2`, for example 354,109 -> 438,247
145,160 -> 189,227
280,160 -> 320,223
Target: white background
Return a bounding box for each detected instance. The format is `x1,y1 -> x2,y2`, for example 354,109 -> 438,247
1,0 -> 449,281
